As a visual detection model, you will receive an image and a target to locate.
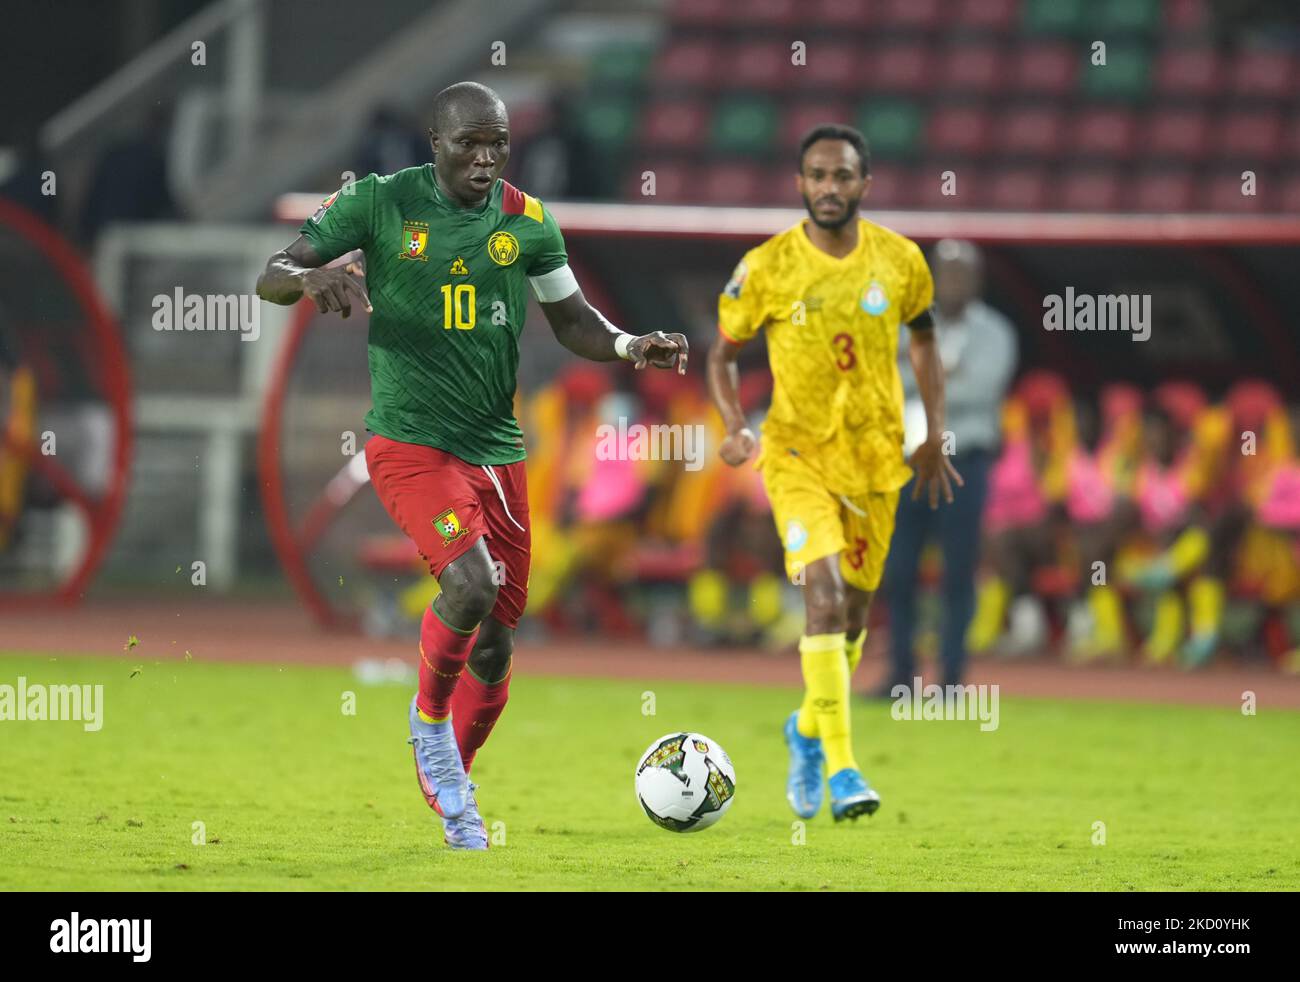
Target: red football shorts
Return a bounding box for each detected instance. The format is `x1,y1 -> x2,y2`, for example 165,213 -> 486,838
364,433 -> 531,629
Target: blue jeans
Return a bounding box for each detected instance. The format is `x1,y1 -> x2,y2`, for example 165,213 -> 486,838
882,449 -> 992,685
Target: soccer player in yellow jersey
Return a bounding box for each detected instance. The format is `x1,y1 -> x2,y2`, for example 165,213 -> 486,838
707,125 -> 961,821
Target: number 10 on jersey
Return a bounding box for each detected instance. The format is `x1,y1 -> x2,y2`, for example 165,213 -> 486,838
441,283 -> 476,330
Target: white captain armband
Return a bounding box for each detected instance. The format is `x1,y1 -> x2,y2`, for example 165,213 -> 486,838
528,264 -> 580,303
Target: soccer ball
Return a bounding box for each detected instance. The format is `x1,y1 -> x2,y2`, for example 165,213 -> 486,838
635,732 -> 736,833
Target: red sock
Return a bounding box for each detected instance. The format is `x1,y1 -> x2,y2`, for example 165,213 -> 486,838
451,665 -> 511,773
417,606 -> 477,720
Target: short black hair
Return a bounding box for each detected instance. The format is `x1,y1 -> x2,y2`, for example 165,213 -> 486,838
431,81 -> 507,135
798,124 -> 870,177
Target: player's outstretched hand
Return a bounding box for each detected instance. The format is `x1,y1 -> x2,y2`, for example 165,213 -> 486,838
719,427 -> 757,467
909,437 -> 963,509
627,332 -> 688,374
301,261 -> 372,318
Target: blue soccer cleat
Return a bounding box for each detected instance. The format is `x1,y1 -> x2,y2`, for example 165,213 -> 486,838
783,711 -> 824,819
407,695 -> 468,819
828,767 -> 881,822
442,782 -> 490,851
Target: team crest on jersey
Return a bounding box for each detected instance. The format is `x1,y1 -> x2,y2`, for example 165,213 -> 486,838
308,190 -> 340,224
724,260 -> 748,299
432,508 -> 470,545
449,256 -> 469,275
860,280 -> 889,315
487,231 -> 520,266
401,221 -> 430,261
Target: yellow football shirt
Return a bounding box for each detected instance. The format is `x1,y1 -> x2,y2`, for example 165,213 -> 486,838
718,217 -> 934,495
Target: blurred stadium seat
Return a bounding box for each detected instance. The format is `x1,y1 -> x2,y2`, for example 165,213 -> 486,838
998,107 -> 1065,159
1146,108 -> 1210,160
1070,108 -> 1139,161
984,167 -> 1050,210
1058,169 -> 1124,211
927,105 -> 992,157
1131,170 -> 1196,211
938,43 -> 1007,94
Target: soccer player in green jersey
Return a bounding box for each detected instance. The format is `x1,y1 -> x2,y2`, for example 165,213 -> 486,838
256,82 -> 688,850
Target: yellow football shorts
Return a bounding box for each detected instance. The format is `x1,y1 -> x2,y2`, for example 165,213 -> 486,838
760,448 -> 899,592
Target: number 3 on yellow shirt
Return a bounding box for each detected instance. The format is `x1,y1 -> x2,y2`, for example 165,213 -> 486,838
832,332 -> 856,370
441,283 -> 476,330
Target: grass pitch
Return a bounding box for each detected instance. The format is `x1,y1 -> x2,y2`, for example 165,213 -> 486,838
2,653 -> 1297,891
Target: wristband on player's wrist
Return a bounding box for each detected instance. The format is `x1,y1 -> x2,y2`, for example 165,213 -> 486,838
614,334 -> 634,360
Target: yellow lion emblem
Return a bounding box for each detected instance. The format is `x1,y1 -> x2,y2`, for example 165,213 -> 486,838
487,231 -> 520,266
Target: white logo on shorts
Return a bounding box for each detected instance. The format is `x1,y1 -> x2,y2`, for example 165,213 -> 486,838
785,520 -> 808,551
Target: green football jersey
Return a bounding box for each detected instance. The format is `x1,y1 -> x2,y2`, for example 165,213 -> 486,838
298,164 -> 568,464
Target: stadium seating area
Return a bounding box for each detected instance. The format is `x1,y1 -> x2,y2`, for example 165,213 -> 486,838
577,0 -> 1300,211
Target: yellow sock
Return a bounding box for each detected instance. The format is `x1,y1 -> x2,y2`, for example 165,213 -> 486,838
796,631 -> 846,737
845,629 -> 867,677
1188,575 -> 1225,638
967,576 -> 1009,653
749,573 -> 783,627
796,632 -> 855,774
1145,591 -> 1184,663
1166,526 -> 1210,578
688,569 -> 728,628
1089,584 -> 1124,652
416,708 -> 448,725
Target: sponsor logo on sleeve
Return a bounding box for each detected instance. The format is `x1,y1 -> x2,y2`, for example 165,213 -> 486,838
724,260 -> 748,299
309,190 -> 340,224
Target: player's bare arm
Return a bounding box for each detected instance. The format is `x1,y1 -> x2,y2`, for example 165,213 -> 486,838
906,314 -> 963,509
255,235 -> 371,317
706,334 -> 755,466
539,289 -> 687,373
